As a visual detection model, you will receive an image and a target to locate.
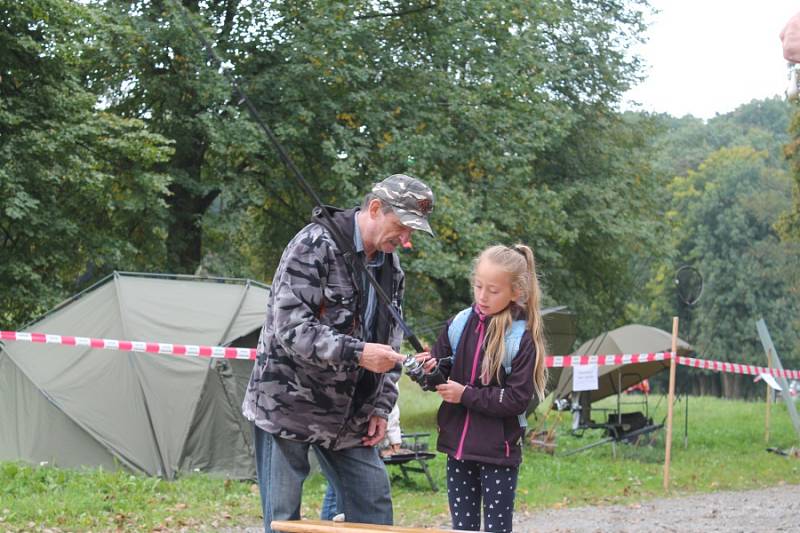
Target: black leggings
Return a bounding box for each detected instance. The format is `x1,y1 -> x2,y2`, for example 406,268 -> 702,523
446,457 -> 519,532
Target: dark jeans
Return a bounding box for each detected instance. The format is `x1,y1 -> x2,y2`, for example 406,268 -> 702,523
253,424 -> 393,532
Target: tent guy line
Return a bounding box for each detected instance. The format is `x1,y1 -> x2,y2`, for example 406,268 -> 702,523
2,331 -> 798,378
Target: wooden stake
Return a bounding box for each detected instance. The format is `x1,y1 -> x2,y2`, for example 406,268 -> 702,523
663,316 -> 679,491
765,349 -> 772,443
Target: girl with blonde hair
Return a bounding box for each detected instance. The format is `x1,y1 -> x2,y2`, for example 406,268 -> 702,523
419,243 -> 547,532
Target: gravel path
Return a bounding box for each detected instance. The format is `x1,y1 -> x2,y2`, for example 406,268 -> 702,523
514,484 -> 800,532
227,484 -> 800,532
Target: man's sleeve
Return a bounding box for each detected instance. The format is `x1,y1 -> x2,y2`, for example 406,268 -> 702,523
373,366 -> 400,419
272,230 -> 364,368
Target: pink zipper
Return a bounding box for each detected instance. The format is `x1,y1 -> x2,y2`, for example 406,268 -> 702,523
455,313 -> 485,460
505,440 -> 510,457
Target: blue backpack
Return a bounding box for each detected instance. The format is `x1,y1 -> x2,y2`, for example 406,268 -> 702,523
447,307 -> 528,428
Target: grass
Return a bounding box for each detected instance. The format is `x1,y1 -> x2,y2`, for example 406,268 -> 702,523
2,376 -> 800,531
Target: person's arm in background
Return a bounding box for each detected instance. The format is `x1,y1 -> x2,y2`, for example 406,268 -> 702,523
385,401 -> 402,446
781,11 -> 800,63
379,400 -> 403,456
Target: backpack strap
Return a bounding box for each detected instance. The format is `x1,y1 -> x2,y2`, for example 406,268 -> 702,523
447,307 -> 473,358
447,309 -> 529,429
503,319 -> 527,374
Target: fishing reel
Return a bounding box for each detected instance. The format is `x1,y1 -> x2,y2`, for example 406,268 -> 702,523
402,355 -> 452,392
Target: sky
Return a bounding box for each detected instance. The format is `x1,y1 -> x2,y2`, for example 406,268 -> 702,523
622,0 -> 800,119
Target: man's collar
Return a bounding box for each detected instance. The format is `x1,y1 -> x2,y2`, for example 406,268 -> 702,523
353,211 -> 365,254
353,211 -> 385,265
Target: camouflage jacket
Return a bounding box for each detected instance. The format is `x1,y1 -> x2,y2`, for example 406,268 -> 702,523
242,206 -> 404,450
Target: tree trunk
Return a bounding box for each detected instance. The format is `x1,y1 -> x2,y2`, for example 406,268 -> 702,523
166,183 -> 219,273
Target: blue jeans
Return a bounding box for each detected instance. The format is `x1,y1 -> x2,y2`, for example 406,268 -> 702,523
253,425 -> 393,532
320,483 -> 338,520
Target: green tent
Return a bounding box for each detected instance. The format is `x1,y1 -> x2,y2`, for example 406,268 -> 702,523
552,323 -> 693,403
0,272 -> 269,479
541,306 -> 577,356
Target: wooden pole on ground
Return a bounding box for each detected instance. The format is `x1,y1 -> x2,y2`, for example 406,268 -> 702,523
765,348 -> 773,443
663,316 -> 679,491
272,520 -> 453,533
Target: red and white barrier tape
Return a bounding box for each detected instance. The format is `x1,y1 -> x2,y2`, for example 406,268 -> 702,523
2,331 -> 799,379
0,331 -> 257,360
677,355 -> 800,380
545,352 -> 671,368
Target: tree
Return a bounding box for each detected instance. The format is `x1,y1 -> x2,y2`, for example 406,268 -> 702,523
13,0 -> 654,342
152,0 -> 652,338
675,147 -> 799,395
629,99 -> 800,396
0,0 -> 173,328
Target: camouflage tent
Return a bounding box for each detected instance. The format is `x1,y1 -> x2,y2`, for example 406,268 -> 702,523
0,272 -> 268,479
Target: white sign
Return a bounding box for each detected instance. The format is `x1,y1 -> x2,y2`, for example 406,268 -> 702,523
757,373 -> 783,391
573,364 -> 599,391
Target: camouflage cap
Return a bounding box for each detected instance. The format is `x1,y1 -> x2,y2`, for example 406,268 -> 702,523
372,174 -> 435,236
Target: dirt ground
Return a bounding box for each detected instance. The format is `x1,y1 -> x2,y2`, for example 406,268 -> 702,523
514,484 -> 800,532
231,484 -> 800,532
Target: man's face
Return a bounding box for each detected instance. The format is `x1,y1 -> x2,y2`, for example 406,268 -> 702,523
369,202 -> 414,253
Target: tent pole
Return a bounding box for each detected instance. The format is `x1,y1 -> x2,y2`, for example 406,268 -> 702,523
663,316 -> 679,491
765,349 -> 772,444
683,389 -> 689,449
757,319 -> 800,442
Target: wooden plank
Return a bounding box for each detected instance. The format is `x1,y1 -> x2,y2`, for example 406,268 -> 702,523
271,520 -> 454,533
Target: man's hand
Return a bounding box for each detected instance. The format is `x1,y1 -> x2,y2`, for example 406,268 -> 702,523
362,415 -> 387,447
414,351 -> 436,372
436,379 -> 466,404
359,343 -> 405,373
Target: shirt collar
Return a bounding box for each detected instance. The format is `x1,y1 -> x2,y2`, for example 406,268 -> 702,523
354,211 -> 385,267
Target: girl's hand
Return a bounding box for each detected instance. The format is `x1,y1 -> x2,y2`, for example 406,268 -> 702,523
414,350 -> 436,372
436,379 -> 466,403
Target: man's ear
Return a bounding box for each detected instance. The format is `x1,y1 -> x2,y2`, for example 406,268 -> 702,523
368,198 -> 383,218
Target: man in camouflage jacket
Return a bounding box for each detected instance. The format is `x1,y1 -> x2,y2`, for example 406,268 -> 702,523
243,174 -> 434,531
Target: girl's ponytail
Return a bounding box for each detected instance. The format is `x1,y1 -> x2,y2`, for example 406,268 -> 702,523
512,244 -> 548,401
473,244 -> 548,400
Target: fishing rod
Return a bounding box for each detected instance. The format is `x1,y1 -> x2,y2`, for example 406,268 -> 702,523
166,1 -> 425,353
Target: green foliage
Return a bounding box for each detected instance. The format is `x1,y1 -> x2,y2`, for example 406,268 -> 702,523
632,100 -> 800,397
0,462 -> 261,531
673,148 -> 798,367
176,0 -> 653,336
2,389 -> 799,530
3,0 -> 795,378
0,0 -> 173,329
782,100 -> 800,242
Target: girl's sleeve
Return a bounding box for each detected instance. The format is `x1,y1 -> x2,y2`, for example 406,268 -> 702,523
459,332 -> 536,417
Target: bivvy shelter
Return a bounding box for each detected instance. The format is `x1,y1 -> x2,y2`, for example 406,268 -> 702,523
551,324 -> 693,404
0,272 -> 268,479
540,306 -> 577,357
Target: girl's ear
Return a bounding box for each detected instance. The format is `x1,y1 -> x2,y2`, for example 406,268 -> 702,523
511,287 -> 521,302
